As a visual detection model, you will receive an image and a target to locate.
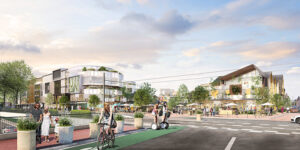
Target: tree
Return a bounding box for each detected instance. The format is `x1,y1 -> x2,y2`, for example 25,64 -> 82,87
134,89 -> 151,107
140,82 -> 156,103
168,97 -> 180,109
176,84 -> 189,103
82,67 -> 87,71
59,95 -> 70,109
252,87 -> 270,104
191,86 -> 210,104
0,62 -> 13,105
121,87 -> 134,102
45,93 -> 54,106
98,66 -> 107,71
88,95 -> 100,109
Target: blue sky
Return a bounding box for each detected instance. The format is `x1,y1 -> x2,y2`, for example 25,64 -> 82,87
0,0 -> 300,99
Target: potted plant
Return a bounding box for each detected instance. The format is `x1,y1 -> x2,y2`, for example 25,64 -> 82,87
58,117 -> 74,144
134,112 -> 144,129
115,114 -> 124,133
196,110 -> 202,121
89,115 -> 100,138
17,118 -> 38,150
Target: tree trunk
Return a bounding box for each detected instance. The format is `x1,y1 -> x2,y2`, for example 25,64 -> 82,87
3,91 -> 6,106
15,90 -> 19,105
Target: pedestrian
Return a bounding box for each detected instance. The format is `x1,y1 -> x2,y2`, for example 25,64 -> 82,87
287,107 -> 290,113
41,107 -> 53,143
281,107 -> 284,113
270,107 -> 273,116
54,118 -> 59,143
210,107 -> 213,116
213,107 -> 216,116
30,103 -> 43,144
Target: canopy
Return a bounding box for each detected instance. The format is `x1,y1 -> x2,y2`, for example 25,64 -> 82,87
177,104 -> 184,107
123,104 -> 130,106
225,103 -> 237,107
261,102 -> 274,106
187,103 -> 199,106
148,104 -> 154,106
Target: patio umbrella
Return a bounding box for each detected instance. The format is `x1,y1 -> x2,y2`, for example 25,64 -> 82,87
225,103 -> 237,107
261,102 -> 274,106
123,104 -> 130,107
148,104 -> 154,106
177,104 -> 184,107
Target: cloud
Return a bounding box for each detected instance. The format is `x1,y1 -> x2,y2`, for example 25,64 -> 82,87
132,64 -> 142,69
116,0 -> 149,5
182,48 -> 201,57
116,63 -> 129,68
122,10 -> 195,35
239,42 -> 299,60
287,67 -> 300,74
0,40 -> 40,53
260,14 -> 300,30
255,61 -> 272,67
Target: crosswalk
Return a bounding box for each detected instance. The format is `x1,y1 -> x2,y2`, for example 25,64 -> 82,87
186,121 -> 300,136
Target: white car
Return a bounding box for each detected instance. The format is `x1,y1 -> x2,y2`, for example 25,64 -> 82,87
291,115 -> 300,124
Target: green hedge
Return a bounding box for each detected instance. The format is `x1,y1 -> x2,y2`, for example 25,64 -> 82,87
59,117 -> 72,126
70,110 -> 91,115
134,112 -> 144,118
17,118 -> 38,131
49,109 -> 59,116
115,114 -> 124,121
91,115 -> 99,123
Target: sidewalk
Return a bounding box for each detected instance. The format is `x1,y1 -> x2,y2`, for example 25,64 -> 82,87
0,126 -> 136,150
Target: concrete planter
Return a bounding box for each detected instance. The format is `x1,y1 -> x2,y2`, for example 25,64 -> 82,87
196,114 -> 201,121
134,118 -> 143,129
17,130 -> 36,150
89,123 -> 99,138
58,126 -> 74,144
116,120 -> 124,133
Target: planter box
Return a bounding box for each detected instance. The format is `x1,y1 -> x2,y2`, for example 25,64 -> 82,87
116,120 -> 124,133
89,123 -> 99,139
196,114 -> 201,121
134,118 -> 143,129
58,126 -> 74,144
17,130 -> 36,150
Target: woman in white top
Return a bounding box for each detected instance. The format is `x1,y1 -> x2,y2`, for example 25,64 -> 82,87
41,107 -> 53,143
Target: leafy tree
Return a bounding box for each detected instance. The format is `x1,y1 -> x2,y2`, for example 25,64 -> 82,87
191,86 -> 210,104
98,66 -> 107,71
59,95 -> 70,109
82,67 -> 87,71
176,84 -> 189,103
121,87 -> 134,102
45,93 -> 54,106
252,87 -> 270,104
168,96 -> 180,109
0,62 -> 13,105
134,89 -> 151,107
140,82 -> 156,102
88,95 -> 100,109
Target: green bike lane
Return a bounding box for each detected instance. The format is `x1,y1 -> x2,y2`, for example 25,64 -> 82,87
65,126 -> 184,150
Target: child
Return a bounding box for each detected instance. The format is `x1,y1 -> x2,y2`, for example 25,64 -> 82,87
54,118 -> 59,143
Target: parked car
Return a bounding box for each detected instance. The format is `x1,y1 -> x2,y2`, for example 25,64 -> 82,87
291,115 -> 300,124
2,126 -> 17,134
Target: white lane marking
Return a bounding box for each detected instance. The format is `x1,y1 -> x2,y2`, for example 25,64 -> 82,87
225,137 -> 236,150
264,130 -> 278,133
242,123 -> 251,124
226,122 -> 234,124
207,127 -> 218,130
216,124 -> 226,125
188,125 -> 199,128
123,115 -> 134,119
278,125 -> 289,127
201,123 -> 209,124
249,130 -> 263,133
260,124 -> 270,126
251,126 -> 263,128
295,129 -> 300,131
291,132 -> 300,134
272,127 -> 285,129
241,129 -> 252,131
226,128 -> 239,131
275,132 -> 290,135
231,125 -> 242,127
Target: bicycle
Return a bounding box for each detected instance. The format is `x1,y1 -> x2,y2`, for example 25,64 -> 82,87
97,123 -> 115,150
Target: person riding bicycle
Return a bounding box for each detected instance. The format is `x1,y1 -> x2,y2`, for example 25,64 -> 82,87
162,102 -> 168,122
98,104 -> 115,135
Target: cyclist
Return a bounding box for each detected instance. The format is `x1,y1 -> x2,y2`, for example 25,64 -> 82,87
162,102 -> 168,122
98,104 -> 115,135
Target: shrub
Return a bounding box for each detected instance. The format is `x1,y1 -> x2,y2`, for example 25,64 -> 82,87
115,114 -> 124,121
91,115 -> 100,123
17,118 -> 38,131
58,117 -> 72,126
49,109 -> 59,116
134,112 -> 144,118
196,110 -> 202,114
70,110 -> 91,115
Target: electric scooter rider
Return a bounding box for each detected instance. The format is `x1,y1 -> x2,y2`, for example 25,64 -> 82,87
152,104 -> 159,126
162,102 -> 168,123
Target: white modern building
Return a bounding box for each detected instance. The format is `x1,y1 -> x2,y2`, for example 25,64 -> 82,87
33,66 -> 136,108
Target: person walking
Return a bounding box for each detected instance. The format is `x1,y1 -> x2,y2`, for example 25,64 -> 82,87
270,107 -> 273,116
210,107 -> 213,116
41,107 -> 53,143
203,107 -> 206,117
213,107 -> 216,116
281,106 -> 284,113
30,103 -> 43,144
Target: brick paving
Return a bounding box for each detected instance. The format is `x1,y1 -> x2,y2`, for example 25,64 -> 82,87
0,126 -> 136,150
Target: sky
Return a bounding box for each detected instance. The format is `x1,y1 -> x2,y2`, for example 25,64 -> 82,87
0,0 -> 300,99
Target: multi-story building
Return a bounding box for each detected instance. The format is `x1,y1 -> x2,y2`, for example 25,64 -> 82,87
159,89 -> 176,103
206,64 -> 284,107
33,66 -> 136,108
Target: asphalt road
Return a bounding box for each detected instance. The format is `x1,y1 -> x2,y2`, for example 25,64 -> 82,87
122,119 -> 300,150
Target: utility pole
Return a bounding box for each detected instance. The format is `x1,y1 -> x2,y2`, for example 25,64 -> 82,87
103,72 -> 105,105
